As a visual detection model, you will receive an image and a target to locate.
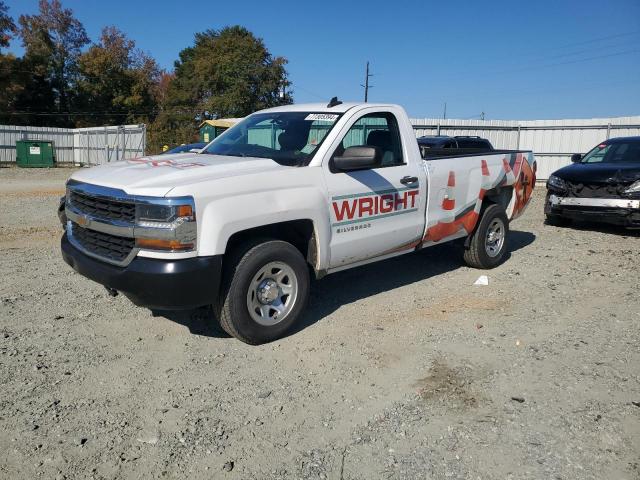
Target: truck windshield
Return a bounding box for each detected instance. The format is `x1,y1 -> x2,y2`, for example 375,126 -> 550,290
201,112 -> 342,166
581,141 -> 640,164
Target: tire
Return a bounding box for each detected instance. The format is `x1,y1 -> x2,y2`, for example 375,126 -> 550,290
545,214 -> 571,227
216,240 -> 310,345
463,203 -> 509,269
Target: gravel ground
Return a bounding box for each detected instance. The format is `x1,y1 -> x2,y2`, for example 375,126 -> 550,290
0,166 -> 638,480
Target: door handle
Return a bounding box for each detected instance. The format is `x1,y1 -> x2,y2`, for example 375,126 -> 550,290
400,176 -> 419,185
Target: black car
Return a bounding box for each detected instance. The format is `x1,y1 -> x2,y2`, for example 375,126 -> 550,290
162,142 -> 208,154
545,136 -> 640,227
418,135 -> 493,158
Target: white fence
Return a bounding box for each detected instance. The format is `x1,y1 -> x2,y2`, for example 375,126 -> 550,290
410,116 -> 640,180
2,117 -> 639,179
0,124 -> 146,166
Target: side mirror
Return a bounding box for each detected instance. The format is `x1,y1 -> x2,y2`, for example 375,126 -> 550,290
571,153 -> 582,163
333,146 -> 381,171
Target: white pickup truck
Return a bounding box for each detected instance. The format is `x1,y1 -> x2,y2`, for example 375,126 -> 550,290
61,100 -> 537,344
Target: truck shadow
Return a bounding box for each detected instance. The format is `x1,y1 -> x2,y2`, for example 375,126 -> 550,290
559,221 -> 640,237
159,230 -> 536,340
289,230 -> 535,338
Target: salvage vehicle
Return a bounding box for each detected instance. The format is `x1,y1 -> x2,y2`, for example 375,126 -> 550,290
60,100 -> 536,344
161,142 -> 208,155
545,136 -> 640,227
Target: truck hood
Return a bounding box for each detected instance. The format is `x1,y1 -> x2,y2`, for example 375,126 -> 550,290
69,153 -> 289,196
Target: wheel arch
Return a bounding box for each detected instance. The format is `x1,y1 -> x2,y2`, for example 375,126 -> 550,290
224,219 -> 320,273
463,186 -> 513,248
483,185 -> 514,212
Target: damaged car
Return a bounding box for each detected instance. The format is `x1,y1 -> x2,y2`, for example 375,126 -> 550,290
545,136 -> 640,228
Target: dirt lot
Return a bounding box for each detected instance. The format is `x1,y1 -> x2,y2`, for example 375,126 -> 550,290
0,166 -> 638,480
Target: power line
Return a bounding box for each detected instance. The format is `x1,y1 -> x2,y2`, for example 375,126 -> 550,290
291,84 -> 326,101
546,29 -> 640,52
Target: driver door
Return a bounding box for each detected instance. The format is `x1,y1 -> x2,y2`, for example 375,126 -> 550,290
323,110 -> 424,268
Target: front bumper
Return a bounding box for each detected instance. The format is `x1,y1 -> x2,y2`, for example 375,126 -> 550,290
545,193 -> 640,227
61,233 -> 222,310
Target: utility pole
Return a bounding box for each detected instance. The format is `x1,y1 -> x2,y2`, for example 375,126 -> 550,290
361,61 -> 374,102
442,102 -> 447,120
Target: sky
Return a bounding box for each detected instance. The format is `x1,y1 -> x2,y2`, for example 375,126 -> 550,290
4,0 -> 640,120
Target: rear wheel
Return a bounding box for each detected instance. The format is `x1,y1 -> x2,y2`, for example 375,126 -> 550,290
463,204 -> 509,269
216,240 -> 310,345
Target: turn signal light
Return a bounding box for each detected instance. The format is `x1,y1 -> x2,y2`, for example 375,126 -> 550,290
136,238 -> 194,251
175,205 -> 193,218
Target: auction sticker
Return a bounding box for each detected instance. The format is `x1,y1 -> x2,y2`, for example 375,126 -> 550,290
305,113 -> 339,122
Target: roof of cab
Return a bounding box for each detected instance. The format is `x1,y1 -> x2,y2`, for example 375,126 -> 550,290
259,102 -> 396,114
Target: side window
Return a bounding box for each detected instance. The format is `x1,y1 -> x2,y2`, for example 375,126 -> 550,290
334,112 -> 404,168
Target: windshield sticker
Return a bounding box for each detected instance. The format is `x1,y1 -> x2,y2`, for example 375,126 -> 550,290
305,113 -> 339,122
128,158 -> 207,169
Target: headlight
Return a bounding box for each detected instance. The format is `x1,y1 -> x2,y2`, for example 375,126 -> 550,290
136,203 -> 194,227
624,180 -> 640,194
547,175 -> 566,192
134,198 -> 196,251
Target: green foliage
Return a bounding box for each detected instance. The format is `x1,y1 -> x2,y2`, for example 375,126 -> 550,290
148,26 -> 291,153
0,1 -> 16,50
76,26 -> 160,126
0,2 -> 292,152
16,0 -> 89,125
0,2 -> 21,124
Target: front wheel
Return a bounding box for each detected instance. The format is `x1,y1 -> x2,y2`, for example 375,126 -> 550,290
216,240 -> 310,345
463,204 -> 509,269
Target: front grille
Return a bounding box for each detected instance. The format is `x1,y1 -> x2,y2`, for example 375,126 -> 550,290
71,223 -> 135,264
69,190 -> 135,223
565,181 -> 633,199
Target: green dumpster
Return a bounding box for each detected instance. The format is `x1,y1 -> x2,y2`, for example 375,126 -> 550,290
16,140 -> 56,167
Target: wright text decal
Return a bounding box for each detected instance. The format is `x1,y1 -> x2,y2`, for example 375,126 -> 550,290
331,188 -> 419,228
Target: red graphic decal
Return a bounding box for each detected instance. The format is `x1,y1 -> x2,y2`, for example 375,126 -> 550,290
479,159 -> 491,200
502,157 -> 516,185
424,155 -> 536,243
128,158 -> 207,169
442,171 -> 456,210
511,153 -> 535,218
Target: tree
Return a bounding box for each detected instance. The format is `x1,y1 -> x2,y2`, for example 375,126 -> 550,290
0,1 -> 21,124
76,26 -> 160,126
149,26 -> 291,152
16,0 -> 89,126
0,1 -> 16,51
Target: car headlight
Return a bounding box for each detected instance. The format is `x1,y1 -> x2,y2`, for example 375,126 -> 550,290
624,180 -> 640,194
547,175 -> 566,192
134,198 -> 197,251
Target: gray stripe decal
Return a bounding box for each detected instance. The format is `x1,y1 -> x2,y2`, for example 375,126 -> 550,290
332,187 -> 417,201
